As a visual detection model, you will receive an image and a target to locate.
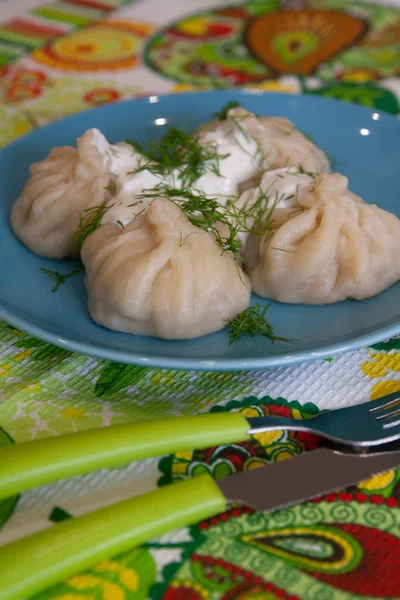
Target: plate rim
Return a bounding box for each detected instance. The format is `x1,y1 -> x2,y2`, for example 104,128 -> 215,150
1,302 -> 399,370
1,90 -> 400,371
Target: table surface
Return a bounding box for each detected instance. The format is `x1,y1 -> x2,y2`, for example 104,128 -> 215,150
1,1 -> 400,599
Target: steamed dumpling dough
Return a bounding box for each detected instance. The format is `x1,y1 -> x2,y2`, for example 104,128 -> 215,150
249,173 -> 400,304
260,116 -> 330,174
82,198 -> 251,339
10,129 -> 111,258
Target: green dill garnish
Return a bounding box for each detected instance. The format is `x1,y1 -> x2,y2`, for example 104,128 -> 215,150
270,247 -> 296,253
226,185 -> 282,240
75,204 -> 113,249
127,127 -> 228,188
214,101 -> 241,120
137,186 -> 243,260
117,220 -> 125,228
125,139 -> 146,154
296,165 -> 317,179
41,264 -> 84,293
273,124 -> 295,136
178,232 -> 185,247
225,303 -> 291,346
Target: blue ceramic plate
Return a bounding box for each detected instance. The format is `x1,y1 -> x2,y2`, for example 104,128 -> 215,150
1,91 -> 400,371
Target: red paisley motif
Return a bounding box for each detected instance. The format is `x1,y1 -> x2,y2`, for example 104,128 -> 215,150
164,587 -> 203,600
312,523 -> 400,597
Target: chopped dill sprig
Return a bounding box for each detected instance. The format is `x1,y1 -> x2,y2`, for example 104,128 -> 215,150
41,264 -> 84,293
75,204 -> 113,249
117,220 -> 125,228
296,165 -> 317,179
226,185 -> 282,240
225,303 -> 291,346
125,139 -> 146,154
127,127 -> 228,188
270,247 -> 296,253
214,101 -> 241,120
137,186 -> 243,260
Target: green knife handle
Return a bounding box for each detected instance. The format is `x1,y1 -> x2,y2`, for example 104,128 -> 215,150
0,412 -> 249,499
0,474 -> 226,600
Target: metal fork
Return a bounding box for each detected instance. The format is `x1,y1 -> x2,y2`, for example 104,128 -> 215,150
0,392 -> 399,503
247,390 -> 400,447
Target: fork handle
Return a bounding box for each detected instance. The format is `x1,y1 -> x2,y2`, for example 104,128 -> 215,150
0,474 -> 226,600
0,412 -> 249,499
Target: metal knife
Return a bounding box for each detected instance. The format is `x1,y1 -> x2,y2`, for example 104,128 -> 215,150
1,443 -> 400,600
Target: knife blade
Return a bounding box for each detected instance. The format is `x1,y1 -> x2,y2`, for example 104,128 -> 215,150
1,444 -> 399,600
218,443 -> 400,510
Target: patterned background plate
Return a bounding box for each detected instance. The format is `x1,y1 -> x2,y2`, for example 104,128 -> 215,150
1,90 -> 400,370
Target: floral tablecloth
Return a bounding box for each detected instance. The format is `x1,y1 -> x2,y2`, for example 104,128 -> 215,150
1,0 -> 400,598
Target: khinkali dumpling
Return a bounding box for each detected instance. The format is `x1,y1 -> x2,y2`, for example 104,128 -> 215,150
82,198 -> 250,339
11,128 -> 111,258
200,107 -> 330,174
249,173 -> 400,304
259,116 -> 330,174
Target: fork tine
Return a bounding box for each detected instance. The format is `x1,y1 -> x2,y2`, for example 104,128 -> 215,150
383,416 -> 400,430
376,407 -> 400,421
369,390 -> 400,412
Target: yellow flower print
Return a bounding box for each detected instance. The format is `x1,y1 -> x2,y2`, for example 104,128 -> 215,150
361,352 -> 400,399
370,380 -> 400,401
253,430 -> 284,447
13,349 -> 33,362
151,372 -> 174,386
246,457 -> 269,470
68,575 -> 99,589
241,407 -> 260,419
62,407 -> 85,421
0,364 -> 10,377
174,450 -> 194,461
120,569 -> 138,591
18,382 -> 41,394
52,547 -> 154,599
67,575 -> 125,600
178,17 -> 210,36
12,122 -> 31,137
358,470 -> 395,492
95,561 -> 138,591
